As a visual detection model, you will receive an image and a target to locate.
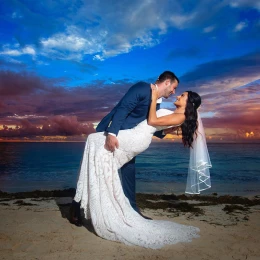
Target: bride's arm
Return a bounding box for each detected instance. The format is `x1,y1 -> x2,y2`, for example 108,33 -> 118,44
148,86 -> 185,126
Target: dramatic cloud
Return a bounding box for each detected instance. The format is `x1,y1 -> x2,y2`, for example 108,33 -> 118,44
0,70 -> 133,128
1,64 -> 259,141
197,79 -> 260,141
0,70 -> 47,96
1,0 -> 259,62
177,51 -> 260,93
0,115 -> 95,137
162,52 -> 260,141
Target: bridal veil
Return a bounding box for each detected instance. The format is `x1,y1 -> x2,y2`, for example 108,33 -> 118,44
185,112 -> 212,194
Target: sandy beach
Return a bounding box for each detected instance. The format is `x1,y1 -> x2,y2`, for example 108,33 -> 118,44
0,190 -> 259,260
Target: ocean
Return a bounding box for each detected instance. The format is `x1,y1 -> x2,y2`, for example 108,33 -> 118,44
0,142 -> 259,196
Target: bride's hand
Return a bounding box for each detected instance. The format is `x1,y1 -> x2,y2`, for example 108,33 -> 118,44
151,84 -> 159,102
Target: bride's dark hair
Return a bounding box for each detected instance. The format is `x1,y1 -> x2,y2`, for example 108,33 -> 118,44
179,91 -> 201,148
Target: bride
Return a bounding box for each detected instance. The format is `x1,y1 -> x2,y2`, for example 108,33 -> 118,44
70,86 -> 211,249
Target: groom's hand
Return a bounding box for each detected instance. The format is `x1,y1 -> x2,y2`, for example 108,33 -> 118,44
163,126 -> 179,135
105,134 -> 119,152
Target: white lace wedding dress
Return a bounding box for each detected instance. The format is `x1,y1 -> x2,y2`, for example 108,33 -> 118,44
74,109 -> 200,249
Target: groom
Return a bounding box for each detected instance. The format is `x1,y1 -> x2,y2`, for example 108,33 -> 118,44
96,71 -> 179,215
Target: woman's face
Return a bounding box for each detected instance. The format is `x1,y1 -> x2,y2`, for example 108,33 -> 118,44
174,92 -> 188,107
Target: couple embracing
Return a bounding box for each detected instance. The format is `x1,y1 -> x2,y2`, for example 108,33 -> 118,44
70,71 -> 211,249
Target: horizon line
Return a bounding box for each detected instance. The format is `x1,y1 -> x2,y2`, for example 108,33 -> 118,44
0,140 -> 259,144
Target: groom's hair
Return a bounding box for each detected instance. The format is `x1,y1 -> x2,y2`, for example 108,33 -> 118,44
157,71 -> 179,84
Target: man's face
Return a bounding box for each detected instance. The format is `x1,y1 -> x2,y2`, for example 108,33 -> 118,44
162,79 -> 178,99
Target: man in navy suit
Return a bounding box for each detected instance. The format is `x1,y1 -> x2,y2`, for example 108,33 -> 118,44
96,71 -> 179,215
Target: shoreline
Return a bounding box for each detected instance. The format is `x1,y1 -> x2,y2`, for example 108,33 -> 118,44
1,180 -> 260,197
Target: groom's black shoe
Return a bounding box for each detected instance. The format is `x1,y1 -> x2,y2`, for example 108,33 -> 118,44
69,200 -> 83,227
139,211 -> 152,220
135,207 -> 152,220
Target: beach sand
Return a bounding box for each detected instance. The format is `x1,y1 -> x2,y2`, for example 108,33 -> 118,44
0,190 -> 259,260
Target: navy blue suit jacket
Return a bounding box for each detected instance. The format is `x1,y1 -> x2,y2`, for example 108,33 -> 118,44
96,82 -> 164,138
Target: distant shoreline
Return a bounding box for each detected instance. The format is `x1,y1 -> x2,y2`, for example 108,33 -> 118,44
0,140 -> 259,144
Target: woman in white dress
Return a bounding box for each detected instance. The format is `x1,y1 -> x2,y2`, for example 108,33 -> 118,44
70,86 -> 211,249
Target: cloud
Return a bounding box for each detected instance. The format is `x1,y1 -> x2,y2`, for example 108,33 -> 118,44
0,70 -> 133,127
93,55 -> 104,61
203,26 -> 215,33
0,70 -> 47,96
39,20 -> 159,61
7,114 -> 47,120
234,21 -> 248,32
0,58 -> 27,70
0,45 -> 36,57
0,67 -> 259,140
187,79 -> 260,142
11,11 -> 23,19
162,53 -> 260,140
203,113 -> 260,129
0,115 -> 95,137
40,26 -> 106,61
178,51 -> 260,93
170,13 -> 197,29
229,0 -> 260,11
41,34 -> 88,52
0,0 -> 259,63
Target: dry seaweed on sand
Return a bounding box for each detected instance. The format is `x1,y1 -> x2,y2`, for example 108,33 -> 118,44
223,204 -> 250,214
14,200 -> 38,206
1,189 -> 259,214
136,194 -> 204,215
176,194 -> 260,206
0,188 -> 76,199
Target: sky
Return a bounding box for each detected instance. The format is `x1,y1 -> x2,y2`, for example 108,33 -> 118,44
0,0 -> 259,142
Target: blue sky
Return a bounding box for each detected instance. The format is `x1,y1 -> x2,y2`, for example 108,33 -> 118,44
0,0 -> 259,141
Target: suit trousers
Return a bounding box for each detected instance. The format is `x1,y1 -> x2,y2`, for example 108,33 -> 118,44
120,157 -> 138,212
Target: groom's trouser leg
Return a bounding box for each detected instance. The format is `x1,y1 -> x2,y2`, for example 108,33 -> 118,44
121,157 -> 138,212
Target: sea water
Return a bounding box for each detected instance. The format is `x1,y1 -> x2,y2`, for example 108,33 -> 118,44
0,142 -> 259,196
